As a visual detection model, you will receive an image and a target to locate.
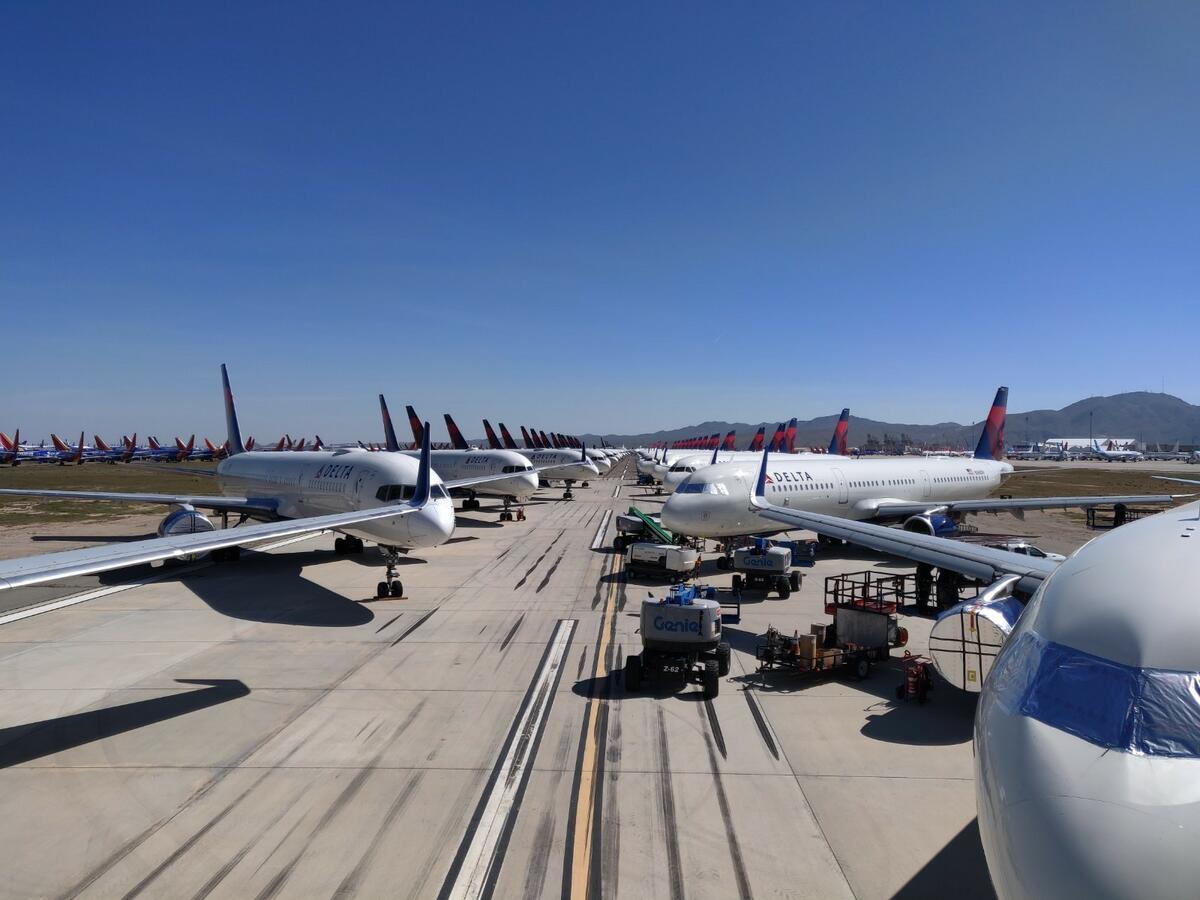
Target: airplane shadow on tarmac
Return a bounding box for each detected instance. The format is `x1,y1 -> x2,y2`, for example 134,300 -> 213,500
177,547 -> 388,627
892,818 -> 996,900
0,678 -> 249,768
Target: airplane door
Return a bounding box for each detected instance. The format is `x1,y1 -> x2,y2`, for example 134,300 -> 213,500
832,468 -> 849,504
919,469 -> 931,499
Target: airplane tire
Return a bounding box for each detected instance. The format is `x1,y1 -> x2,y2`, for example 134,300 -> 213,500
334,537 -> 346,554
376,581 -> 390,599
389,580 -> 403,598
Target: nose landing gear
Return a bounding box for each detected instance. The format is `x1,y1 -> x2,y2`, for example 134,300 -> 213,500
499,496 -> 519,522
375,545 -> 405,599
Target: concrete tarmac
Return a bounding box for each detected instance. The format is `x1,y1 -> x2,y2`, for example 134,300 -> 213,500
0,458 -> 994,899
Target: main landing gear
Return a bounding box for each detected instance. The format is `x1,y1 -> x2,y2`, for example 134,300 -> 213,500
376,545 -> 404,599
334,535 -> 365,555
461,492 -> 481,512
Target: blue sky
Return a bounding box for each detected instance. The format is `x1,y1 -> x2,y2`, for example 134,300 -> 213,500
3,3 -> 1198,441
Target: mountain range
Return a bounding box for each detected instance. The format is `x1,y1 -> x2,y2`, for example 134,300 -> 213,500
578,392 -> 1200,451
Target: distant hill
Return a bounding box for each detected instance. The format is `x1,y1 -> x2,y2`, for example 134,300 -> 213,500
580,392 -> 1200,451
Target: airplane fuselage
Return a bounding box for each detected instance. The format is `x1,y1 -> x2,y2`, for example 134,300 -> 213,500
396,449 -> 538,500
662,455 -> 1012,537
215,450 -> 455,549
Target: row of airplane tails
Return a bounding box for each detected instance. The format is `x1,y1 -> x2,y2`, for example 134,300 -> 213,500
0,432 -> 327,465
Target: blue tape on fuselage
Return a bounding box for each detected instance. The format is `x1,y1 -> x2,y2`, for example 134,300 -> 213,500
992,631 -> 1200,758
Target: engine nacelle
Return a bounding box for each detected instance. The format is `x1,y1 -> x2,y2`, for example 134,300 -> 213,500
902,513 -> 958,537
157,507 -> 215,538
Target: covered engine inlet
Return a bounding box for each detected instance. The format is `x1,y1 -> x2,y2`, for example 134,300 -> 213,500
157,507 -> 216,538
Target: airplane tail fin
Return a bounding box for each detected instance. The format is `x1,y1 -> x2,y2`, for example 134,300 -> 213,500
722,430 -> 736,450
748,426 -> 765,452
51,433 -> 71,453
149,436 -> 162,450
444,414 -> 469,450
539,430 -> 552,449
785,418 -> 797,454
94,435 -> 112,453
313,435 -> 323,451
828,408 -> 850,456
220,364 -> 246,455
175,437 -> 188,453
0,433 -> 10,452
411,422 -> 433,507
520,426 -> 535,449
379,395 -> 401,452
973,387 -> 1008,461
767,423 -> 784,452
245,436 -> 255,450
293,437 -> 306,451
499,423 -> 519,449
72,431 -> 85,464
482,420 -> 501,450
404,406 -> 423,446
123,433 -> 137,462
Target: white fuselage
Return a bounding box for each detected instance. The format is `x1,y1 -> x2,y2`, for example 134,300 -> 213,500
661,450 -> 833,493
974,504 -> 1200,899
584,448 -> 612,473
396,449 -> 538,500
216,450 -> 455,549
512,448 -> 599,484
661,455 -> 1012,537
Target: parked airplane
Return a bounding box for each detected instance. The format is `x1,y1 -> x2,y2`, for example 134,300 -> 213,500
501,426 -> 597,498
380,398 -> 537,519
0,366 -> 532,599
1092,439 -> 1143,462
740,448 -> 1200,900
661,388 -> 1183,541
91,435 -> 136,464
41,433 -> 87,465
660,409 -> 852,494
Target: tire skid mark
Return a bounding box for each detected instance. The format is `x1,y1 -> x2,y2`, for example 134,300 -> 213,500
703,698 -> 727,759
520,730 -> 573,900
513,530 -> 566,590
332,769 -> 427,898
743,690 -> 779,760
655,707 -> 686,900
599,696 -> 622,900
389,608 -> 437,647
535,553 -> 565,593
374,613 -> 404,633
499,614 -> 525,652
700,724 -> 753,900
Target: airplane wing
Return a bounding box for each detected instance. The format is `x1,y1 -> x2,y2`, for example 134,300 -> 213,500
749,452 -> 1058,593
861,493 -> 1188,519
0,488 -> 278,516
0,502 -> 426,592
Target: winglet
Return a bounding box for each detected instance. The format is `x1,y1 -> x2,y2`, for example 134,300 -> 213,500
580,441 -> 587,463
973,387 -> 1008,461
751,448 -> 771,510
220,364 -> 246,455
379,395 -> 401,452
710,441 -> 720,465
411,421 -> 433,507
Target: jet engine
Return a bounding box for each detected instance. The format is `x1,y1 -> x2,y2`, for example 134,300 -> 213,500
902,514 -> 958,537
157,507 -> 216,538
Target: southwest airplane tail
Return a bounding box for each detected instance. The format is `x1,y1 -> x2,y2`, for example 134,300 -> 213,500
94,435 -> 113,453
973,386 -> 1009,461
828,408 -> 850,456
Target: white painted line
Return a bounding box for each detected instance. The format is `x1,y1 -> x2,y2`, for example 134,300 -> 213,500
611,483 -> 621,499
447,618 -> 576,900
590,509 -> 613,550
0,530 -> 328,627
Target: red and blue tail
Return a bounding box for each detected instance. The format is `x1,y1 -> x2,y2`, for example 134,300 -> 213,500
747,426 -> 765,452
828,408 -> 850,456
784,418 -> 797,454
973,387 -> 1008,460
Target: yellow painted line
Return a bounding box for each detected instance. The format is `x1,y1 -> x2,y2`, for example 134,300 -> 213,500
569,549 -> 621,899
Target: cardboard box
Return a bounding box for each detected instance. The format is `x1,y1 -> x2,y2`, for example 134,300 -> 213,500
809,624 -> 827,643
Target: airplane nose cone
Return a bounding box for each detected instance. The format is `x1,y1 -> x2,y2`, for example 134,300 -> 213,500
659,495 -> 688,534
984,794 -> 1197,900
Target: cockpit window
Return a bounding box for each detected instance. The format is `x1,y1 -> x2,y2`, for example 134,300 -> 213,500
992,630 -> 1200,758
377,484 -> 414,502
432,485 -> 449,499
501,465 -> 532,474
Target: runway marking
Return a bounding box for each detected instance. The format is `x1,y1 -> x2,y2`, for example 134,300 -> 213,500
610,484 -> 621,499
589,510 -> 612,550
438,618 -> 576,900
0,531 -> 324,627
565,550 -> 621,899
